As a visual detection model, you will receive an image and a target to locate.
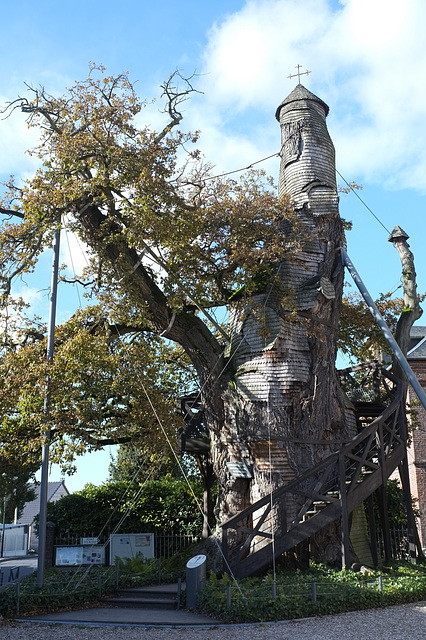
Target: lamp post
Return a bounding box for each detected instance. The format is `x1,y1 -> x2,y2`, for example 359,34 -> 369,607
0,473 -> 6,558
37,228 -> 60,588
0,494 -> 6,558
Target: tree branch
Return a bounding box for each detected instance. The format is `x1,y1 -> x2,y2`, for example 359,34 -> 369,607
154,70 -> 203,144
0,206 -> 24,220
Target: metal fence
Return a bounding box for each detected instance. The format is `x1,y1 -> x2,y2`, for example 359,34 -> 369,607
54,532 -> 200,562
154,533 -> 199,558
376,527 -> 409,561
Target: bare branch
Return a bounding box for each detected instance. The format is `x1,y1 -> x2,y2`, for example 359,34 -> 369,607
154,70 -> 203,143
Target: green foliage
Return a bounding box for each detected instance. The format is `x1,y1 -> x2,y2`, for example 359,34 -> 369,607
118,545 -> 196,586
339,290 -> 404,363
0,566 -> 116,617
3,559 -> 426,621
198,562 -> 426,623
371,479 -> 420,528
0,463 -> 36,522
0,305 -> 192,472
44,477 -> 204,538
339,288 -> 426,364
0,66 -> 297,474
0,67 -> 296,313
108,442 -> 198,483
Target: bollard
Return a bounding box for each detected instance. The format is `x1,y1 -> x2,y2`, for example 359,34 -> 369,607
115,558 -> 120,590
176,577 -> 182,609
15,581 -> 20,617
311,582 -> 317,602
186,554 -> 206,609
226,584 -> 231,608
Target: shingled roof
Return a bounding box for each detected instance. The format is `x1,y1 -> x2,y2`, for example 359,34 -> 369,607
407,326 -> 426,360
275,83 -> 330,121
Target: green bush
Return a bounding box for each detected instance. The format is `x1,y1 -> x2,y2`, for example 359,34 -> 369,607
0,566 -> 116,618
118,544 -> 196,587
198,562 -> 426,623
4,559 -> 426,622
42,477 -> 204,539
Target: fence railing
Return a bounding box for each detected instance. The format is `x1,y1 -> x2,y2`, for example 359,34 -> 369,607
0,564 -> 116,617
376,527 -> 409,561
222,368 -> 405,578
54,532 -> 200,562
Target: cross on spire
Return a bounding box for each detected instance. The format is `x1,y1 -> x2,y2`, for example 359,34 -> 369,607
288,64 -> 311,84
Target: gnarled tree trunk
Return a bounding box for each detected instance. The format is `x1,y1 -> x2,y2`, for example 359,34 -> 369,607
76,83 -> 348,564
204,85 -> 348,563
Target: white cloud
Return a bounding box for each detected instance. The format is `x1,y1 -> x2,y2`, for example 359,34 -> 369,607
0,70 -> 74,182
14,285 -> 44,307
194,0 -> 426,192
202,0 -> 332,110
61,223 -> 91,278
0,102 -> 40,177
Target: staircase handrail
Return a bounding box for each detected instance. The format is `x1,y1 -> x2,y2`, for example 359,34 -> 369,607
222,367 -> 402,534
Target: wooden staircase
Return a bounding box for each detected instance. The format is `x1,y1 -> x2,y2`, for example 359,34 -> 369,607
221,368 -> 406,578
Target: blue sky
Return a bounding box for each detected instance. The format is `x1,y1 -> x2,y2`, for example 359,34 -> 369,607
1,0 -> 426,490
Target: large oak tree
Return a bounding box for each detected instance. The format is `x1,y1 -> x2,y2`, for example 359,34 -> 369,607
0,68 -> 363,563
0,67 -> 299,515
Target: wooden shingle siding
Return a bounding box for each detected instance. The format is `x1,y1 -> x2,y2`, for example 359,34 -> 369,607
222,83 -> 346,532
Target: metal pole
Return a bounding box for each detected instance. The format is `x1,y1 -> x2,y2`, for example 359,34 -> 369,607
340,247 -> 426,412
37,228 -> 61,588
1,495 -> 6,558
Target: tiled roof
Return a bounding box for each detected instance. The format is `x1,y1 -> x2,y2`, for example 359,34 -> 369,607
408,326 -> 426,360
410,325 -> 426,338
17,480 -> 70,526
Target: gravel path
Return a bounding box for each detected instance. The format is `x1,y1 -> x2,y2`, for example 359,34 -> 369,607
3,602 -> 426,640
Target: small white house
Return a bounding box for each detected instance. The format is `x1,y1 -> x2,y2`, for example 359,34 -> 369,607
16,480 -> 69,551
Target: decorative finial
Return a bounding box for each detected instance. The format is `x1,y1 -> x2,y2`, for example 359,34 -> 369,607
288,64 -> 311,84
388,225 -> 409,243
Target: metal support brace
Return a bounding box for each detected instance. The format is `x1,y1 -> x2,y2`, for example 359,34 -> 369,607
340,248 -> 426,412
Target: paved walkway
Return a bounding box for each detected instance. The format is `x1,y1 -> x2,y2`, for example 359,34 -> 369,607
10,601 -> 426,638
0,561 -> 220,627
0,555 -> 37,584
18,605 -> 221,627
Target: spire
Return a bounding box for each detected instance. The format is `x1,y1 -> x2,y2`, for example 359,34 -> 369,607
388,225 -> 409,243
276,82 -> 336,209
275,84 -> 329,121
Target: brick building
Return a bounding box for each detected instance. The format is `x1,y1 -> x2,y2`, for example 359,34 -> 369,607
406,326 -> 426,548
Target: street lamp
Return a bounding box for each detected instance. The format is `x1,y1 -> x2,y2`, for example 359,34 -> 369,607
1,495 -> 6,559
